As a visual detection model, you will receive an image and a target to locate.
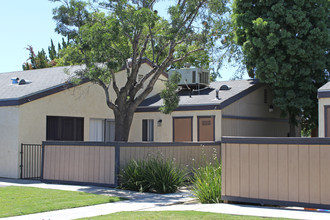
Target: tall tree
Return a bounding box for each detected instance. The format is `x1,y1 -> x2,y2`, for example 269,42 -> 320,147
232,0 -> 330,136
51,0 -> 229,141
22,46 -> 51,70
23,38 -> 70,70
48,39 -> 57,61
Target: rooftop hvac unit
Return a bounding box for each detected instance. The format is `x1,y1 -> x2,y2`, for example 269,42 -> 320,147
168,66 -> 210,88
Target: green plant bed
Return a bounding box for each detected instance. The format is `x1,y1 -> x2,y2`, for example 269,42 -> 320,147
0,186 -> 121,217
119,155 -> 188,193
80,211 -> 291,219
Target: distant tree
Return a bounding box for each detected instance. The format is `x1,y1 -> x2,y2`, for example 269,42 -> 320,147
50,0 -> 230,141
22,46 -> 51,70
48,39 -> 57,61
232,0 -> 330,136
23,37 -> 71,70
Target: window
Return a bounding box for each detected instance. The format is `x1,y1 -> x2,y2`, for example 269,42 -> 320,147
90,119 -> 104,141
192,71 -> 196,83
105,120 -> 115,142
173,117 -> 192,142
142,119 -> 154,141
90,119 -> 115,142
46,116 -> 84,141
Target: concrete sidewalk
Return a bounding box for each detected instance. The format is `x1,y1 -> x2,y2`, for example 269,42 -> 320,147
1,178 -> 330,220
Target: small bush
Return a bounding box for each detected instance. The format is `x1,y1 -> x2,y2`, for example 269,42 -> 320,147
191,156 -> 222,203
118,160 -> 150,192
119,155 -> 187,194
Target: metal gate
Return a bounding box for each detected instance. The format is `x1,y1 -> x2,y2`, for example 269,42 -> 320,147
20,144 -> 42,179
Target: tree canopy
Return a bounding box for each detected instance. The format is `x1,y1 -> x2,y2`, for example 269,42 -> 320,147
232,0 -> 330,135
50,0 -> 230,141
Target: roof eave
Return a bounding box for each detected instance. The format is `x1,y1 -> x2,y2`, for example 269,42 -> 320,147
0,79 -> 90,107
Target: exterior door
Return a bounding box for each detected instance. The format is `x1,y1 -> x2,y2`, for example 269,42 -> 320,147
198,116 -> 215,141
173,117 -> 192,142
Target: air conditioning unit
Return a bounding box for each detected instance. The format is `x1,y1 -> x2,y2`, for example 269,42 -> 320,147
168,64 -> 210,88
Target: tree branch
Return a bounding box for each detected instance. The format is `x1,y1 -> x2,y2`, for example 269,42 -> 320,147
110,70 -> 120,97
97,79 -> 117,111
173,48 -> 204,63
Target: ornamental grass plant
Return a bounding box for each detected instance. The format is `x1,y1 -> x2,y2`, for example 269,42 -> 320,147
119,155 -> 188,194
191,147 -> 222,203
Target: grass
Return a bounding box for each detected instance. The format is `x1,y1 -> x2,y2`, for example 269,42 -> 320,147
0,186 -> 122,218
80,211 -> 291,219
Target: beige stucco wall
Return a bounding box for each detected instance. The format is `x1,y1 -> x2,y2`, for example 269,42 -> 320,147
110,63 -> 167,99
222,86 -> 289,137
0,63 -> 166,178
18,63 -> 166,145
222,85 -> 280,117
318,98 -> 330,137
18,82 -> 113,144
0,106 -> 20,178
129,110 -> 222,142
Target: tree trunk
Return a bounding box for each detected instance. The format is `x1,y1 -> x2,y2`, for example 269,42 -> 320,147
114,108 -> 135,141
289,123 -> 296,137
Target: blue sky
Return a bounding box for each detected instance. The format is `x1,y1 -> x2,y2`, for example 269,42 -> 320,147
0,1 -> 63,73
0,1 -> 246,80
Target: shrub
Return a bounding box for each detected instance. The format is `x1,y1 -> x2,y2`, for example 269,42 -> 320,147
118,160 -> 150,192
191,154 -> 222,203
119,155 -> 187,194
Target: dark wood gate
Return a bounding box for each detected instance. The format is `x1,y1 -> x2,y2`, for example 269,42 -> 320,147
20,144 -> 42,179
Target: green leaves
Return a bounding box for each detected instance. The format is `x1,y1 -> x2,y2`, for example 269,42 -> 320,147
232,0 -> 330,132
159,71 -> 181,114
50,0 -> 231,140
119,155 -> 187,194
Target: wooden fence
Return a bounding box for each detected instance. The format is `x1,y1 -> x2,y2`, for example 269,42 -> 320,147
222,137 -> 330,209
41,141 -> 220,187
42,143 -> 117,186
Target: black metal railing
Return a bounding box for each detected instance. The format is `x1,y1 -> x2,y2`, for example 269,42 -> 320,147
20,144 -> 42,179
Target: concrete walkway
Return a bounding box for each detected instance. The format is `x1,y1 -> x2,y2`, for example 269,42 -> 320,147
1,178 -> 330,220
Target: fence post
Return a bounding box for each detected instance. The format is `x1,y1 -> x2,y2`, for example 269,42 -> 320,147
114,142 -> 120,187
20,143 -> 23,179
40,142 -> 45,181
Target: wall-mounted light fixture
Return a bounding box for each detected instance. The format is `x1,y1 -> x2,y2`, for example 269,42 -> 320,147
269,105 -> 274,112
157,119 -> 162,126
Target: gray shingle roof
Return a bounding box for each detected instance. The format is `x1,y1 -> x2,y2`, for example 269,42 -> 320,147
318,82 -> 330,91
137,79 -> 260,111
0,65 -> 84,101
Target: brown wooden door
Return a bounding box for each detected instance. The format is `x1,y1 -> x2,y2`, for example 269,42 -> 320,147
173,117 -> 192,142
198,116 -> 214,141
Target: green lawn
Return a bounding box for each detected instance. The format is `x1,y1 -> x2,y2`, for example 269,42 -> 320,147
81,211 -> 291,220
0,186 -> 122,218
